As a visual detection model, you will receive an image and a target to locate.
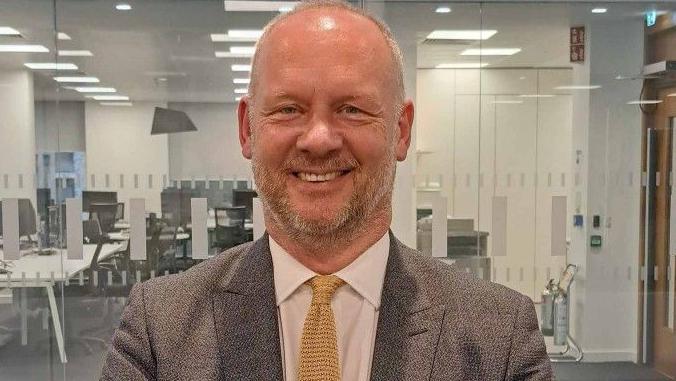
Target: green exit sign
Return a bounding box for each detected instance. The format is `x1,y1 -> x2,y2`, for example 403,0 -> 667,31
590,235 -> 603,247
646,10 -> 657,27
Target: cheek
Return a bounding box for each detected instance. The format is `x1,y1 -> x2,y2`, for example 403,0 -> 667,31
251,127 -> 298,164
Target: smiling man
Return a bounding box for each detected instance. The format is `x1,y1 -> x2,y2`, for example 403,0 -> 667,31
101,1 -> 552,380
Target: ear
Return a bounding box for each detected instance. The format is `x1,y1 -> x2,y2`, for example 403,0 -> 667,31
394,99 -> 414,161
238,96 -> 253,159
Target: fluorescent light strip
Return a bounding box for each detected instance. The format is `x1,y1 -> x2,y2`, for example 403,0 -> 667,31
235,96 -> 243,101
54,76 -> 100,83
234,88 -> 249,94
426,30 -> 497,40
436,63 -> 488,69
116,3 -> 132,11
230,46 -> 256,54
0,44 -> 49,53
627,100 -> 661,105
0,27 -> 21,36
224,1 -> 300,12
554,85 -> 602,90
57,32 -> 71,40
591,8 -> 607,13
215,51 -> 253,58
435,6 -> 451,13
519,94 -> 555,98
87,95 -> 129,101
73,87 -> 116,93
100,102 -> 133,106
210,33 -> 259,42
25,62 -> 78,70
231,64 -> 252,72
667,93 -> 676,97
461,48 -> 521,56
233,78 -> 251,84
58,50 -> 93,57
228,29 -> 264,38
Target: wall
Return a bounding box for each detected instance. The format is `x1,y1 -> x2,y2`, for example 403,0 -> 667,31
84,102 -> 169,214
0,70 -> 36,202
416,68 -> 572,298
35,101 -> 86,153
166,102 -> 252,181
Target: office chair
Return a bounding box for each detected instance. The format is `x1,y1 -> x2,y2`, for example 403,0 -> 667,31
89,202 -> 119,234
115,202 -> 124,221
215,206 -> 246,228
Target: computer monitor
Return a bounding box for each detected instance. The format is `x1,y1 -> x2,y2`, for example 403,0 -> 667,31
36,188 -> 51,222
161,188 -> 194,227
89,203 -> 118,234
82,191 -> 117,213
18,199 -> 37,239
232,189 -> 257,220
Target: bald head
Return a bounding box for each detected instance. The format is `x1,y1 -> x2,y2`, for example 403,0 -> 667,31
248,0 -> 404,107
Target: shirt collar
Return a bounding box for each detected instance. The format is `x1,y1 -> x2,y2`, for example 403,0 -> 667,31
269,233 -> 390,309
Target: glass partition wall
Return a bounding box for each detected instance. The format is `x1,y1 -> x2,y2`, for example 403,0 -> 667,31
0,0 -> 674,379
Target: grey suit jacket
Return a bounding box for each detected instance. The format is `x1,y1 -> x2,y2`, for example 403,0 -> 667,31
101,233 -> 553,380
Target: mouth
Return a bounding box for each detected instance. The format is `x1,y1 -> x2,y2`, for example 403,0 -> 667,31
292,169 -> 352,183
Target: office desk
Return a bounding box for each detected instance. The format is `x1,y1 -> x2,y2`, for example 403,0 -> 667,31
0,243 -> 124,364
107,232 -> 190,241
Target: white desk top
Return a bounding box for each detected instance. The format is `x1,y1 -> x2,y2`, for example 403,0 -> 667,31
107,232 -> 190,241
0,243 -> 123,282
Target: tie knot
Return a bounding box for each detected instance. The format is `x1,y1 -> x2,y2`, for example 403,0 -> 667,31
307,275 -> 345,304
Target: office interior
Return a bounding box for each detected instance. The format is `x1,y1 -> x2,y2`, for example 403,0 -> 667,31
0,0 -> 675,380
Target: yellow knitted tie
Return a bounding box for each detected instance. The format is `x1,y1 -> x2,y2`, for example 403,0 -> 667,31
298,275 -> 346,381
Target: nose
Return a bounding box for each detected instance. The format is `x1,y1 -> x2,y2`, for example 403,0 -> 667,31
295,114 -> 343,157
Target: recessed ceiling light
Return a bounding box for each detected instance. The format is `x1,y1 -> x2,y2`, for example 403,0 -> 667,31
435,6 -> 451,13
73,87 -> 117,93
100,102 -> 133,106
54,76 -> 100,83
233,78 -> 251,84
57,32 -> 71,40
426,30 -> 497,40
24,62 -> 78,70
0,27 -> 21,36
58,50 -> 93,57
554,85 -> 602,90
234,88 -> 249,94
0,44 -> 49,53
228,29 -> 264,39
231,64 -> 252,72
279,6 -> 293,12
235,96 -> 243,101
87,95 -> 129,101
230,46 -> 256,54
215,51 -> 252,58
591,8 -> 607,14
224,1 -> 300,12
115,3 -> 132,11
461,48 -> 521,56
519,94 -> 555,98
210,33 -> 259,42
627,100 -> 661,105
435,63 -> 489,69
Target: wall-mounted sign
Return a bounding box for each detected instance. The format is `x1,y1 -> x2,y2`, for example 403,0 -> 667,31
646,10 -> 657,27
570,26 -> 585,63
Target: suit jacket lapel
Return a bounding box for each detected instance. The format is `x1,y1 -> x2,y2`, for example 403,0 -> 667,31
370,233 -> 447,381
212,235 -> 283,381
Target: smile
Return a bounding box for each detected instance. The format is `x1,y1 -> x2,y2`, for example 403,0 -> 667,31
294,170 -> 351,182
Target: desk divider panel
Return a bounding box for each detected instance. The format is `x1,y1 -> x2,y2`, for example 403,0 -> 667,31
130,198 -> 146,260
253,197 -> 264,240
492,196 -> 508,257
431,194 -> 448,258
1,198 -> 20,260
66,198 -> 83,260
191,198 -> 208,259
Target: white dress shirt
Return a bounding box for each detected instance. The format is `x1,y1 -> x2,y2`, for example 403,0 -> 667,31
269,233 -> 390,381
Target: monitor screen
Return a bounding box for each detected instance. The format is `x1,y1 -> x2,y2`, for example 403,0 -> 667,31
82,191 -> 117,213
232,189 -> 257,220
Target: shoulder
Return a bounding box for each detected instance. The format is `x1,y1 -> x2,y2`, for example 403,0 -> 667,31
391,237 -> 530,316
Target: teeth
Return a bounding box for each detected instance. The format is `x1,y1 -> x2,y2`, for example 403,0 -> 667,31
298,171 -> 342,182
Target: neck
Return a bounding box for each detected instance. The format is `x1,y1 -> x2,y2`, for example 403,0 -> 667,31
265,208 -> 391,275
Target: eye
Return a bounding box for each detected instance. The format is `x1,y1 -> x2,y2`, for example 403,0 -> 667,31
279,106 -> 298,114
340,105 -> 362,115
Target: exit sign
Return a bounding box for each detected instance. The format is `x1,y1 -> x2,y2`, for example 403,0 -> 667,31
646,10 -> 657,27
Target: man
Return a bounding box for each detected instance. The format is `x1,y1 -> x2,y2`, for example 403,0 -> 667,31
101,1 -> 553,380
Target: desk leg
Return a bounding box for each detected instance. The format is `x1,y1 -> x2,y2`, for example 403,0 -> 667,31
45,285 -> 67,363
20,288 -> 27,345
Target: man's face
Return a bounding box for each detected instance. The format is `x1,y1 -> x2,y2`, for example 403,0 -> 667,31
238,9 -> 413,239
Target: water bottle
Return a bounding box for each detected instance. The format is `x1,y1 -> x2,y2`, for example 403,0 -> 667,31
553,290 -> 568,346
540,279 -> 556,336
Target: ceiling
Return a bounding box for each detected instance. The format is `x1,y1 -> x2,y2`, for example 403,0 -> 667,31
0,0 -> 671,103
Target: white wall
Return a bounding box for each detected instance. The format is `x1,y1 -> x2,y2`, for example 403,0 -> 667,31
416,68 -> 572,298
166,102 -> 252,181
84,102 -> 169,214
0,70 -> 36,202
35,101 -> 86,153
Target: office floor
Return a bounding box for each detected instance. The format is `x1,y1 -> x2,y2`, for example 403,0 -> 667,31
0,300 -> 673,381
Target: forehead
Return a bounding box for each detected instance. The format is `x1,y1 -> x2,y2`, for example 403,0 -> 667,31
255,8 -> 394,96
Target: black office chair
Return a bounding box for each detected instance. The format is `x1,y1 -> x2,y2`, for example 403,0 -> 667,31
115,202 -> 124,221
212,224 -> 246,251
89,202 -> 118,234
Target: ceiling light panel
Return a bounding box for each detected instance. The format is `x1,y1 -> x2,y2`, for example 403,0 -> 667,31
461,48 -> 521,56
73,87 -> 116,93
54,76 -> 100,83
25,62 -> 78,70
554,85 -> 602,90
0,27 -> 21,36
435,63 -> 489,69
100,102 -> 133,106
115,3 -> 132,11
210,33 -> 259,42
231,64 -> 252,72
230,46 -> 256,54
426,30 -> 497,40
88,95 -> 129,101
228,29 -> 264,38
627,100 -> 661,105
215,51 -> 252,58
591,8 -> 607,13
234,88 -> 249,94
233,78 -> 251,84
224,1 -> 300,12
57,32 -> 71,40
0,45 -> 49,53
58,50 -> 93,57
435,6 -> 451,13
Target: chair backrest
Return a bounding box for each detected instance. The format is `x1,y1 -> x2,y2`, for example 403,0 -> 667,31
115,202 -> 124,220
214,207 -> 229,227
83,219 -> 103,244
225,206 -> 246,228
213,224 -> 244,250
89,203 -> 118,234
